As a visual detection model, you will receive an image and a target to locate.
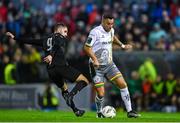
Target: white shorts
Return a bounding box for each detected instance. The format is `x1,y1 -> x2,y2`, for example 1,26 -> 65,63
89,62 -> 122,87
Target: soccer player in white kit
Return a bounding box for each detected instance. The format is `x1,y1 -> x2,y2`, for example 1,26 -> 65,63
84,13 -> 141,118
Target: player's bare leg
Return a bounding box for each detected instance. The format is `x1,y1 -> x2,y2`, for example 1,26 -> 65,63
113,76 -> 141,118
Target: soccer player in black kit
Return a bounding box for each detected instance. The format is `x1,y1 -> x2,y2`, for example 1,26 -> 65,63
6,23 -> 88,117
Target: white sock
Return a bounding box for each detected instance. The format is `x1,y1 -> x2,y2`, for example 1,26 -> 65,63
95,95 -> 104,113
120,87 -> 132,112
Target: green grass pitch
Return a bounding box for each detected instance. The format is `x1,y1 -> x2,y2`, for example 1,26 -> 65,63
0,110 -> 179,122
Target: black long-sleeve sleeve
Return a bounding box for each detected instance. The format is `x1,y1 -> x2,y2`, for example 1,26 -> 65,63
14,37 -> 45,47
49,39 -> 59,57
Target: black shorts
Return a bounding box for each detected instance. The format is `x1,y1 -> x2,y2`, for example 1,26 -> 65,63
47,65 -> 81,88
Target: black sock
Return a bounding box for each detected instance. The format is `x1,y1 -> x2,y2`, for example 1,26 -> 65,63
70,101 -> 78,112
62,90 -> 69,95
61,90 -> 69,100
61,90 -> 78,112
70,80 -> 88,96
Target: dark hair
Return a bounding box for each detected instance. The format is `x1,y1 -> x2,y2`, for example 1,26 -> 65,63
54,23 -> 67,31
102,13 -> 114,19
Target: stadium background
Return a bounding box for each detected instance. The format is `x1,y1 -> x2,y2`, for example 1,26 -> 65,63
0,0 -> 180,118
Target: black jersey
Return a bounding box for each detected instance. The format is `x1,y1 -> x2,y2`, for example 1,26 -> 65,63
15,33 -> 68,67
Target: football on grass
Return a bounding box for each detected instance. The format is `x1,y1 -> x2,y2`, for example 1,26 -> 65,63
102,106 -> 116,118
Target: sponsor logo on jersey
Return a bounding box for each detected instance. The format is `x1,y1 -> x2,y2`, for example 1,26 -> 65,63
101,35 -> 105,38
102,41 -> 112,45
86,37 -> 92,44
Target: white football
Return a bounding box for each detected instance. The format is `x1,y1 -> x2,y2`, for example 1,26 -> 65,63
102,106 -> 116,118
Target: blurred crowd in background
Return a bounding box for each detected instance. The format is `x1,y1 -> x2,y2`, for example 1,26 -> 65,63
107,71 -> 180,112
0,0 -> 180,112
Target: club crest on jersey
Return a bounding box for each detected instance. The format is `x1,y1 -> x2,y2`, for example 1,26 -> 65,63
94,76 -> 101,82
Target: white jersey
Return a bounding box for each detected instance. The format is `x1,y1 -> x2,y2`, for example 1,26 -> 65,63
85,25 -> 114,65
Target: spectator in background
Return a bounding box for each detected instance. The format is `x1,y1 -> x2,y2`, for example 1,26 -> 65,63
161,10 -> 172,33
130,2 -> 140,20
139,14 -> 151,36
66,32 -> 87,59
76,4 -> 88,26
0,1 -> 8,23
3,46 -> 22,85
39,82 -> 59,111
88,4 -> 99,25
170,0 -> 180,19
128,71 -> 142,96
28,46 -> 41,63
138,58 -> 157,83
174,8 -> 180,28
175,77 -> 180,111
169,26 -> 180,51
155,37 -> 167,51
44,0 -> 56,16
4,54 -> 16,85
165,73 -> 176,97
25,46 -> 41,82
128,71 -> 142,111
1,54 -> 10,84
163,73 -> 177,112
148,23 -> 167,49
142,75 -> 152,111
70,1 -> 80,20
150,75 -> 165,111
6,1 -> 21,37
170,25 -> 180,39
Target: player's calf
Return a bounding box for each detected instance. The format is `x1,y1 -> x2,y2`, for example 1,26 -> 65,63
62,91 -> 74,107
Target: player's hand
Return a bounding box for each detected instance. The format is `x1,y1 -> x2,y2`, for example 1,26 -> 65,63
93,59 -> 99,69
6,32 -> 15,39
43,55 -> 53,65
124,44 -> 133,49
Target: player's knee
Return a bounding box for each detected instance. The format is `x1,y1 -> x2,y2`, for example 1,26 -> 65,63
96,89 -> 105,97
76,74 -> 89,84
82,78 -> 89,84
121,82 -> 127,88
114,78 -> 127,89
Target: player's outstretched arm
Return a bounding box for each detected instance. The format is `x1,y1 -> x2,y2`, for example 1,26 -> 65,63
113,35 -> 132,50
6,32 -> 43,47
